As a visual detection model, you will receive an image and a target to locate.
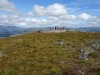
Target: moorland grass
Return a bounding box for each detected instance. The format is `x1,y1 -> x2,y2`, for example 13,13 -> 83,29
0,31 -> 100,75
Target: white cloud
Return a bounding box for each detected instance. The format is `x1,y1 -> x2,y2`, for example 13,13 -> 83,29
33,5 -> 46,16
79,13 -> 91,20
0,0 -> 19,14
58,15 -> 77,20
46,4 -> 67,16
0,12 -> 98,28
0,2 -> 99,28
0,14 -> 26,26
29,3 -> 67,16
19,22 -> 26,26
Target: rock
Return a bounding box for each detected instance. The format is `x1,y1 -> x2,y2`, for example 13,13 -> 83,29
91,42 -> 100,50
84,58 -> 88,61
43,56 -> 47,59
78,70 -> 85,75
61,61 -> 67,64
73,67 -> 86,75
55,40 -> 64,45
79,49 -> 89,60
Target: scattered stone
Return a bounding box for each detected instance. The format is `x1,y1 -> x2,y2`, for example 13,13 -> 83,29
78,70 -> 85,75
91,42 -> 100,50
79,49 -> 89,60
14,39 -> 22,42
61,61 -> 67,64
74,67 -> 86,75
55,40 -> 64,45
43,56 -> 47,59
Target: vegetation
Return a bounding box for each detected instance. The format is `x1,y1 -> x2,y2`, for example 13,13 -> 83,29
0,31 -> 100,75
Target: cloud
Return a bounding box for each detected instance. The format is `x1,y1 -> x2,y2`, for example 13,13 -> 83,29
0,14 -> 26,26
28,4 -> 96,21
0,13 -> 99,28
29,4 -> 67,16
0,2 -> 99,28
46,4 -> 67,16
33,5 -> 46,16
79,13 -> 93,20
0,0 -> 19,14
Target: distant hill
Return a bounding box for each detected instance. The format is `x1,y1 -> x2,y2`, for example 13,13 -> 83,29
25,27 -> 54,32
0,26 -> 55,37
0,26 -> 100,38
0,26 -> 23,32
0,26 -> 25,37
75,27 -> 100,32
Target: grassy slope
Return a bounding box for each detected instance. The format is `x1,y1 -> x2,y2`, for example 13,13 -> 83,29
0,31 -> 100,75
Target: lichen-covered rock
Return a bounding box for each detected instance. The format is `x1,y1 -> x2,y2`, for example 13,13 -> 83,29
79,49 -> 89,60
91,42 -> 100,50
55,40 -> 64,45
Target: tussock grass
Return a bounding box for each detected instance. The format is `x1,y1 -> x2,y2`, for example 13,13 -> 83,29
0,31 -> 100,75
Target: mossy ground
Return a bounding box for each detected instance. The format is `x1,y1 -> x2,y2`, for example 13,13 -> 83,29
0,31 -> 100,75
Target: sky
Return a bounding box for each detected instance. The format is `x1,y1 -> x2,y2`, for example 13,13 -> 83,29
0,0 -> 100,28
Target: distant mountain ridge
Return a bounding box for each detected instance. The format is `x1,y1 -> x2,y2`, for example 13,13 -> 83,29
75,27 -> 100,32
0,26 -> 25,37
0,26 -> 54,37
0,26 -> 23,32
0,26 -> 100,38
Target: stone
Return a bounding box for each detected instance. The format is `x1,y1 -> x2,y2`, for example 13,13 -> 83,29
79,49 -> 89,60
55,40 -> 64,45
79,70 -> 85,75
73,67 -> 85,75
44,56 -> 47,59
91,42 -> 100,50
61,61 -> 67,64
